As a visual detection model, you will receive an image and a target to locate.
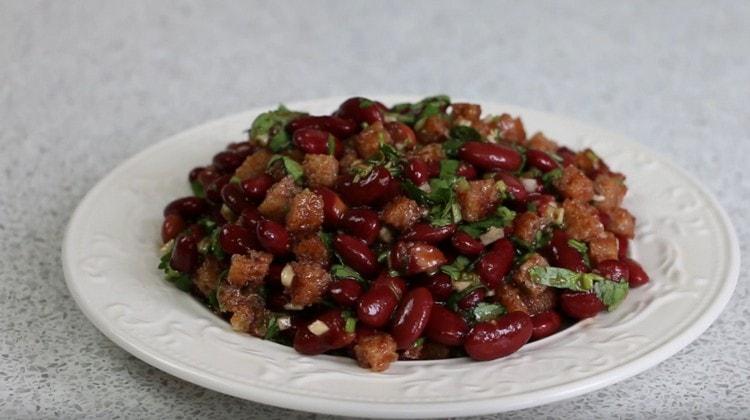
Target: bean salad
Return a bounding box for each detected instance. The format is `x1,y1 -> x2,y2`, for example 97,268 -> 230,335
158,96 -> 650,372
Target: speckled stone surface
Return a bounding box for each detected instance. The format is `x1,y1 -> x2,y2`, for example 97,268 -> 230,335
1,1 -> 748,418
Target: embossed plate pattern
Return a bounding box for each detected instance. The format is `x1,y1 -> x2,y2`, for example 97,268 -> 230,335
62,97 -> 739,418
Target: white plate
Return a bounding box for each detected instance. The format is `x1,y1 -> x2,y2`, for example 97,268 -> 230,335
62,96 -> 740,418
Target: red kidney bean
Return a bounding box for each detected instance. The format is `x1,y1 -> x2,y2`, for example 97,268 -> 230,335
335,97 -> 384,125
220,182 -> 251,214
550,230 -> 587,273
526,149 -> 561,173
337,166 -> 393,206
557,147 -> 577,167
530,311 -> 563,340
240,174 -> 274,202
597,208 -> 611,227
236,206 -> 262,231
617,235 -> 629,259
163,196 -> 207,218
420,272 -> 454,301
265,289 -> 289,312
328,279 -> 363,307
197,166 -> 221,187
404,158 -> 431,186
425,304 -> 468,346
317,309 -> 356,349
623,258 -> 649,287
464,312 -> 533,361
227,140 -> 254,155
560,292 -> 605,319
188,167 -> 204,183
458,141 -> 523,172
212,150 -> 245,173
287,115 -> 358,138
161,213 -> 185,243
426,160 -> 441,177
333,234 -> 378,277
595,260 -> 630,283
256,219 -> 290,256
401,223 -> 456,243
390,241 -> 447,275
357,275 -> 406,328
457,287 -> 487,310
292,127 -> 343,157
341,208 -> 381,245
219,224 -> 258,255
265,263 -> 284,288
456,162 -> 478,179
391,287 -> 433,349
495,172 -> 528,202
312,187 -> 348,228
169,233 -> 200,273
451,231 -> 484,256
477,240 -> 515,288
204,174 -> 231,204
384,121 -> 417,150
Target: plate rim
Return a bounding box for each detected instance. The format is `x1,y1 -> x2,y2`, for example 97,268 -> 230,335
61,96 -> 741,418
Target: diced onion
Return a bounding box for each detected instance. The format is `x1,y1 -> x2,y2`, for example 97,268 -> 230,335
280,264 -> 295,287
521,178 -> 538,193
283,303 -> 304,311
479,226 -> 505,245
276,316 -> 292,331
159,239 -> 175,256
308,320 -> 330,336
419,183 -> 432,193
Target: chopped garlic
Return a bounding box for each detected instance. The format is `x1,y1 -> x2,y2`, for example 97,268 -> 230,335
280,264 -> 295,287
159,239 -> 175,256
379,226 -> 393,243
521,178 -> 538,193
276,316 -> 292,331
592,194 -> 606,202
307,320 -> 330,336
479,226 -> 505,245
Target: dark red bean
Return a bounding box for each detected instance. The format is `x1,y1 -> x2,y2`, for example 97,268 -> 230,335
265,289 -> 289,312
595,260 -> 630,283
550,230 -> 587,273
163,196 -> 207,218
287,115 -> 358,138
329,279 -> 363,307
161,214 -> 186,243
420,272 -> 454,301
456,162 -> 478,179
236,206 -> 262,231
464,312 -> 533,361
333,234 -> 378,277
335,97 -> 384,125
169,233 -> 200,273
495,172 -> 528,201
317,309 -> 356,349
597,209 -> 611,227
265,263 -> 284,288
451,231 -> 484,256
391,287 -> 433,349
337,166 -> 393,206
425,304 -> 468,346
293,325 -> 329,355
390,241 -> 447,275
220,182 -> 251,214
458,141 -> 523,172
560,292 -> 605,320
402,223 -> 456,243
457,287 -> 487,310
219,224 -> 257,255
526,149 -> 561,173
312,187 -> 348,228
384,121 -> 416,150
623,258 -> 650,287
212,150 -> 245,173
188,167 -> 204,183
240,174 -> 274,202
530,311 -> 563,340
256,219 -> 290,256
404,158 -> 431,186
292,127 -> 343,156
477,239 -> 515,288
617,235 -> 629,259
196,167 -> 220,188
341,208 -> 381,245
557,147 -> 577,167
357,276 -> 406,328
426,160 -> 441,177
204,174 -> 231,204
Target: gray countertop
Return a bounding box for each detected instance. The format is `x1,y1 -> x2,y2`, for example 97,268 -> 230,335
1,1 -> 748,418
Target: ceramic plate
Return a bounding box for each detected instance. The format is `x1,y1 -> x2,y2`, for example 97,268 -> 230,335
62,96 -> 740,418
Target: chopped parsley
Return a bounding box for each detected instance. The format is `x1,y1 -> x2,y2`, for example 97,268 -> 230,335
388,95 -> 451,127
190,181 -> 205,198
440,256 -> 472,281
267,155 -> 304,184
401,159 -> 465,226
248,105 -> 306,152
331,263 -> 365,283
158,252 -> 192,292
460,206 -> 516,238
472,302 -> 506,322
529,266 -> 629,310
443,125 -> 481,157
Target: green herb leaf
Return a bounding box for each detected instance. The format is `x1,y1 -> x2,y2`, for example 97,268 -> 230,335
594,280 -> 629,310
568,239 -> 588,255
264,313 -> 280,340
331,264 -> 365,283
460,206 -> 516,238
344,316 -> 357,333
267,155 -> 304,184
318,231 -> 333,251
248,105 -> 306,152
441,256 -> 472,281
190,181 -> 205,198
443,126 -> 481,157
401,180 -> 432,206
529,266 -> 628,311
389,95 -> 451,127
472,302 -> 506,322
542,167 -> 563,188
327,135 -> 336,155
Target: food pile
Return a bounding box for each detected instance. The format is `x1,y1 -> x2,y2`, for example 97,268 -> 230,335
159,96 -> 649,372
